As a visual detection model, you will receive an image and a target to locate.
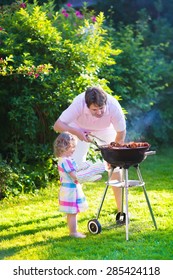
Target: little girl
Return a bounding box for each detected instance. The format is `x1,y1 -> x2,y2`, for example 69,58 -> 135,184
54,132 -> 88,238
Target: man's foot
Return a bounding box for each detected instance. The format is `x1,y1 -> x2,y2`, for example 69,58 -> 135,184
76,162 -> 90,171
70,232 -> 86,238
116,212 -> 130,225
77,174 -> 102,183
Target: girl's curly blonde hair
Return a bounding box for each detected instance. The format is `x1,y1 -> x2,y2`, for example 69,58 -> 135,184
53,132 -> 76,157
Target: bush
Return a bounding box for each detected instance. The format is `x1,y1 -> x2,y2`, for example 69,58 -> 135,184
0,0 -> 121,198
0,160 -> 18,199
0,0 -> 120,163
100,13 -> 173,144
0,155 -> 58,199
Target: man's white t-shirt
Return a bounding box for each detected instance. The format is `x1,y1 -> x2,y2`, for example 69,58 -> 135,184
59,92 -> 126,133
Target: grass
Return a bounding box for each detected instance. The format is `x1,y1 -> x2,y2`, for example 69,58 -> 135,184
0,147 -> 173,260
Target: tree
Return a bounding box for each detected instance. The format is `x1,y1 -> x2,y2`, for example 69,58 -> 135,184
0,0 -> 121,162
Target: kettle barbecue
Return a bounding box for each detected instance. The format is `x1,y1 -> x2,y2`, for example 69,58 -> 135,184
88,139 -> 157,240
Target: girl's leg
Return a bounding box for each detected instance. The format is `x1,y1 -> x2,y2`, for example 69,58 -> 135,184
67,213 -> 86,238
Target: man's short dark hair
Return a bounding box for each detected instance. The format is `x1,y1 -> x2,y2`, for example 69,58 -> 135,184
85,86 -> 107,108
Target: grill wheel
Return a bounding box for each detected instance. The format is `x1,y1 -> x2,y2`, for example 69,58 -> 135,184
88,219 -> 102,234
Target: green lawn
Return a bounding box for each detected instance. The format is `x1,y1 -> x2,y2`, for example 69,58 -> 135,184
0,147 -> 173,260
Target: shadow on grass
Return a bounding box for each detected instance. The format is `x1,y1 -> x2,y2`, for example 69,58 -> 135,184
0,235 -> 70,260
0,224 -> 62,241
0,214 -> 62,231
1,211 -> 173,260
1,225 -> 171,260
0,214 -> 65,259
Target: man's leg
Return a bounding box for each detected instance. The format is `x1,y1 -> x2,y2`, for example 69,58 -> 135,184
72,138 -> 90,165
94,128 -> 123,212
109,169 -> 123,212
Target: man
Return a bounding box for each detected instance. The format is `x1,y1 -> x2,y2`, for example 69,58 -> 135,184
53,86 -> 126,212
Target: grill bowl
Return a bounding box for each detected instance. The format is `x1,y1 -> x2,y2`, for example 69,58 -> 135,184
99,145 -> 150,168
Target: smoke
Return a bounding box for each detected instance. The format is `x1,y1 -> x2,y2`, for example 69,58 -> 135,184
126,108 -> 161,142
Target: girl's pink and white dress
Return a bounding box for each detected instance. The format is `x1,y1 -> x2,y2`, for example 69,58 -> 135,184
58,157 -> 88,214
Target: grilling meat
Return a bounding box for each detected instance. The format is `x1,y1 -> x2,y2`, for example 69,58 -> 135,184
109,141 -> 150,149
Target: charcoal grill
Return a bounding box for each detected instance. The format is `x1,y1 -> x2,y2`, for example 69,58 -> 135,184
87,143 -> 157,241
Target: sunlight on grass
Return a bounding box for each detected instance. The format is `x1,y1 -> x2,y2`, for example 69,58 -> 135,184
0,148 -> 173,260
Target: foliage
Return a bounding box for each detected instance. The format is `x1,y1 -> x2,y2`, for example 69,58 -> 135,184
0,156 -> 58,199
0,160 -> 18,199
0,0 -> 121,198
0,0 -> 120,161
137,11 -> 173,144
94,0 -> 173,26
1,0 -> 173,198
95,4 -> 173,144
104,22 -> 167,143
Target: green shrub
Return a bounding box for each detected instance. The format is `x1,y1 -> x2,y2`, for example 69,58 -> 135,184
0,1 -> 121,198
0,0 -> 120,163
0,160 -> 18,199
101,16 -> 173,144
0,156 -> 58,199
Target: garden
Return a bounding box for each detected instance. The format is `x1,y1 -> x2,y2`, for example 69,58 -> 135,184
0,0 -> 173,260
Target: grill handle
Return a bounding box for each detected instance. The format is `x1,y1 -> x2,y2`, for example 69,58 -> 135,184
144,151 -> 156,156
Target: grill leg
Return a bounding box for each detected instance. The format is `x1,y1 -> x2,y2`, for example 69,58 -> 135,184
96,167 -> 114,219
124,168 -> 129,241
121,184 -> 124,214
136,166 -> 157,229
